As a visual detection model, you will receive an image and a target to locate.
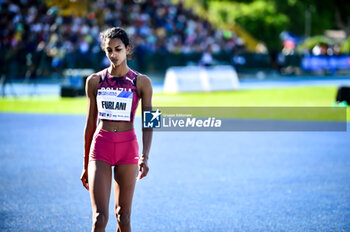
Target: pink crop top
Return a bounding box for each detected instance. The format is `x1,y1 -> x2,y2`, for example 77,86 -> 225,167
96,68 -> 140,122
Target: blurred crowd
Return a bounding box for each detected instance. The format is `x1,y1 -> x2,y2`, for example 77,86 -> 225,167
0,0 -> 245,78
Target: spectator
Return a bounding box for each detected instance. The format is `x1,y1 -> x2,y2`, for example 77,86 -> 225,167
0,0 -> 245,77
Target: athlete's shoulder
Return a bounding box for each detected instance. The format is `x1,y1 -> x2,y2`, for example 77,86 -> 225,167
86,73 -> 100,85
136,74 -> 152,96
88,68 -> 108,82
137,74 -> 152,85
85,73 -> 100,97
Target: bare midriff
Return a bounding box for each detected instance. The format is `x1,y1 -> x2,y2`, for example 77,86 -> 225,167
100,120 -> 134,132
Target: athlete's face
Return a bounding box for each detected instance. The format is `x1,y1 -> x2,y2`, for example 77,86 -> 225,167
104,38 -> 130,67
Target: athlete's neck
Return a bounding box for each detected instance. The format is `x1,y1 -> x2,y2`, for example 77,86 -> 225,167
108,64 -> 130,77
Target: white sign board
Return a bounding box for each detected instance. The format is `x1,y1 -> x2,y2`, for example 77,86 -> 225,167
164,65 -> 239,93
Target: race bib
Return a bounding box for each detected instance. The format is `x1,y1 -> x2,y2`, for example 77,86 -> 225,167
96,89 -> 133,121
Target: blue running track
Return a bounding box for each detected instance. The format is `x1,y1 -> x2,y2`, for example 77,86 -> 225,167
0,113 -> 349,231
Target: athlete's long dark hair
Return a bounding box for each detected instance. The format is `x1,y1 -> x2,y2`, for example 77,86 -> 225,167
99,27 -> 131,51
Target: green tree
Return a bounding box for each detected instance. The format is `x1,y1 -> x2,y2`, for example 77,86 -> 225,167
181,0 -> 350,52
209,0 -> 288,52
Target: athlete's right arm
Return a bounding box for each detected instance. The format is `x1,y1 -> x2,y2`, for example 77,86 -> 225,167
80,74 -> 99,190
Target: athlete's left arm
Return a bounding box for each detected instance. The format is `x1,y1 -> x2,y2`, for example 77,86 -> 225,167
137,74 -> 153,179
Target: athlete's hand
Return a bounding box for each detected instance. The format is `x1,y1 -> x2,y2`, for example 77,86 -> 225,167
137,154 -> 149,180
80,169 -> 89,191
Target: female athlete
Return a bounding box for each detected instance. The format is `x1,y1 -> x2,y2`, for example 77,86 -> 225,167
80,27 -> 153,232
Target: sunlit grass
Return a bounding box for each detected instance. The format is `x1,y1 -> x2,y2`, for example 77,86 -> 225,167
0,86 -> 348,120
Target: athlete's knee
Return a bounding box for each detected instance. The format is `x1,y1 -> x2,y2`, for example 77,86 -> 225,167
115,207 -> 131,226
93,212 -> 108,229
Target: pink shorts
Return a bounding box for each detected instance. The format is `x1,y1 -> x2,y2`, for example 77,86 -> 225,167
89,128 -> 139,166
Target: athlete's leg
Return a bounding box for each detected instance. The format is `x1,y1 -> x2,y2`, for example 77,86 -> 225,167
113,164 -> 138,232
88,160 -> 112,232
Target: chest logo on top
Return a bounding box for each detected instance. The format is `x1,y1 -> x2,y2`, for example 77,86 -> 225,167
125,77 -> 134,85
100,87 -> 133,92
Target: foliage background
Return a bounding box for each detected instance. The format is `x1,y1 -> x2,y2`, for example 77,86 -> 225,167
172,0 -> 350,52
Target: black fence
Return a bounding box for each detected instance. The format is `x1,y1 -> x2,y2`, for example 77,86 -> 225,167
0,47 -> 308,79
2,47 -> 349,98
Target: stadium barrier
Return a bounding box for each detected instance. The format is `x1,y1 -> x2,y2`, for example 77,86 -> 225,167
336,86 -> 350,104
302,55 -> 350,72
60,69 -> 93,97
163,65 -> 239,93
